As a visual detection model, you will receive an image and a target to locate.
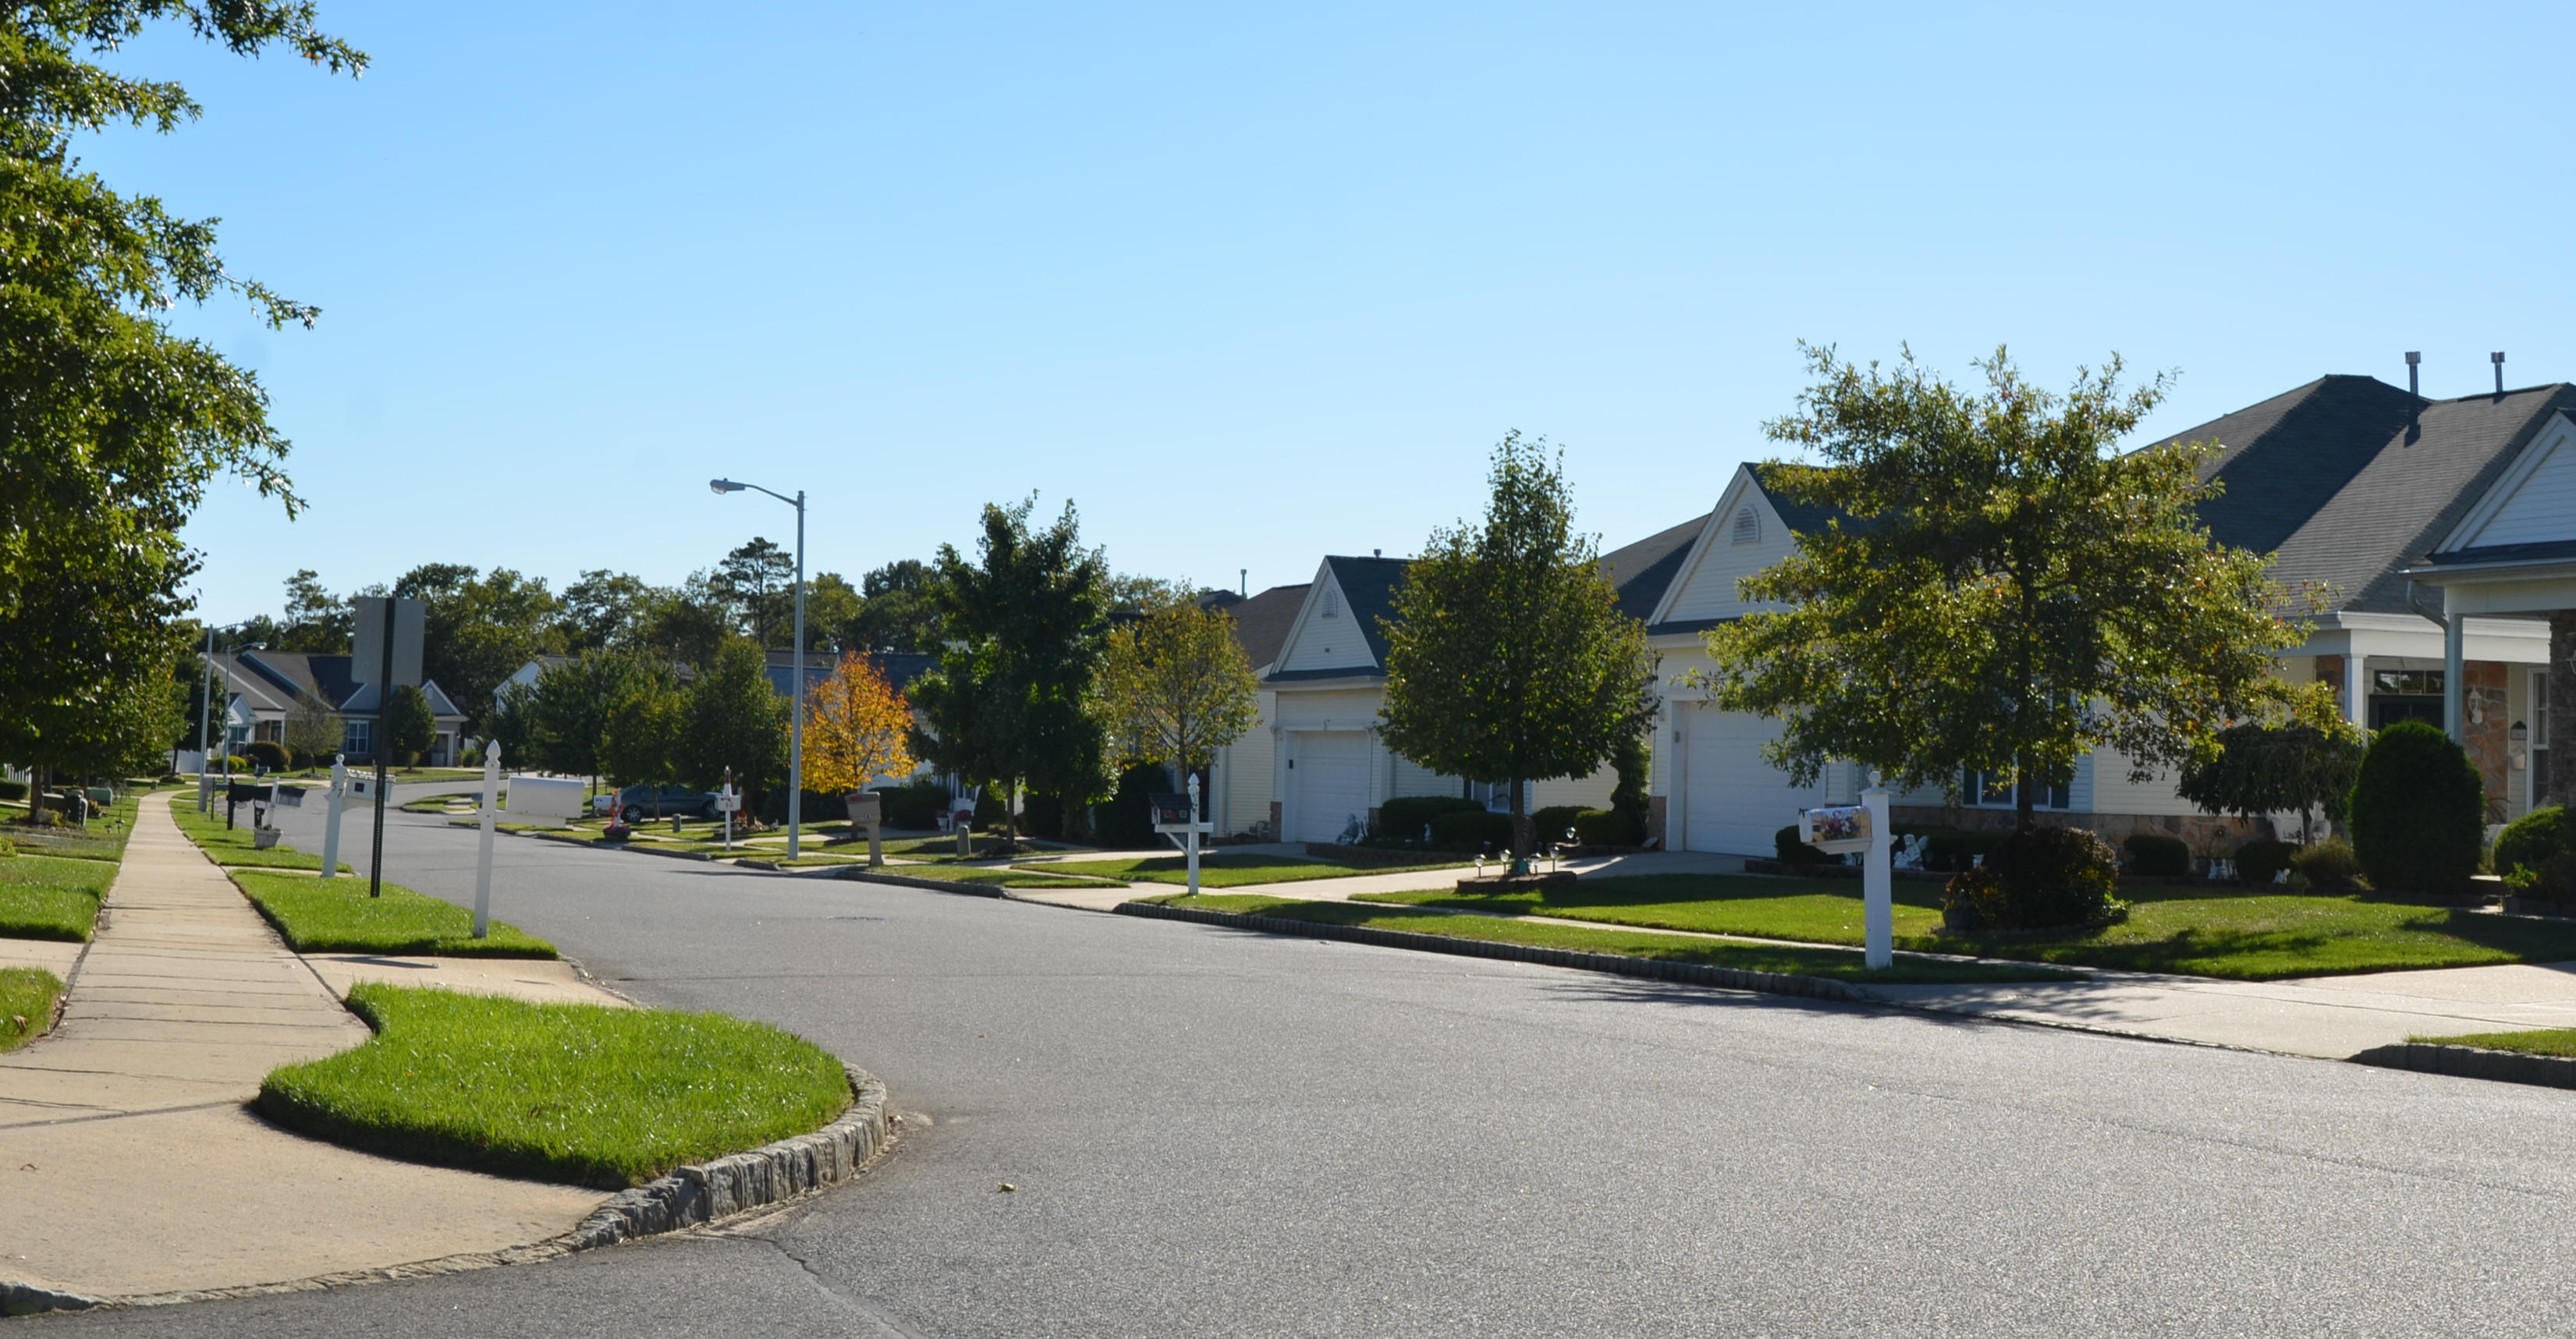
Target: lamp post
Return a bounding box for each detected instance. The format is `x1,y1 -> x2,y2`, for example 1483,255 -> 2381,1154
197,626 -> 217,813
711,478 -> 807,859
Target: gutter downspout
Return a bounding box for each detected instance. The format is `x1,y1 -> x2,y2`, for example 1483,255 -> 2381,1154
2407,579 -> 2467,745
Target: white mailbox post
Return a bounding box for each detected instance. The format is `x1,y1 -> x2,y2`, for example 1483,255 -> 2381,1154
1801,781 -> 1895,970
473,742 -> 499,939
715,781 -> 741,850
1151,775 -> 1216,898
319,756 -> 349,880
845,791 -> 883,866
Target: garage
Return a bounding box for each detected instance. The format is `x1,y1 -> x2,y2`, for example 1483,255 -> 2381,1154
1680,707 -> 1824,855
1286,731 -> 1372,844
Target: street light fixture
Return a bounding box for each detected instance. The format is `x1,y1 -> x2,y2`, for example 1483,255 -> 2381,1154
709,477 -> 807,859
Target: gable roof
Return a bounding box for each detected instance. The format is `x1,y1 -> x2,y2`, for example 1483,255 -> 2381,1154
2158,376 -> 2576,614
236,650 -> 363,711
1599,512 -> 1707,622
1226,583 -> 1309,671
1321,554 -> 1410,668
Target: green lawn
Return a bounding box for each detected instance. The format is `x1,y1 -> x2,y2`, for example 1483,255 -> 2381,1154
1,966 -> 65,1051
169,792 -> 351,872
5,788 -> 151,863
1361,874 -> 2576,982
2411,1028 -> 2576,1057
1145,893 -> 2075,984
1031,853 -> 1468,887
861,864 -> 1127,889
259,983 -> 851,1187
229,870 -> 556,958
0,855 -> 119,940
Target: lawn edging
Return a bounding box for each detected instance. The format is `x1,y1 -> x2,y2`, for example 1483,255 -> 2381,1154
1116,899 -> 1858,1001
570,1061 -> 896,1247
833,866 -> 1006,898
2349,1042 -> 2576,1089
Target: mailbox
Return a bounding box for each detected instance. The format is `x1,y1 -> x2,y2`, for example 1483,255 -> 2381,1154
269,785 -> 307,808
1798,804 -> 1873,855
845,792 -> 882,826
506,775 -> 588,822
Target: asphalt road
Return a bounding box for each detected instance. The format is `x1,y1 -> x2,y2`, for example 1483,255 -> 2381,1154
37,791 -> 2576,1337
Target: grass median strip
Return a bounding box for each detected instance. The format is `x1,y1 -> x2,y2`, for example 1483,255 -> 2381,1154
1363,874 -> 2576,982
2408,1028 -> 2576,1057
1033,853 -> 1467,887
259,983 -> 852,1188
1,966 -> 65,1051
856,864 -> 1127,889
1144,893 -> 2076,984
169,796 -> 351,873
230,870 -> 556,958
0,854 -> 119,940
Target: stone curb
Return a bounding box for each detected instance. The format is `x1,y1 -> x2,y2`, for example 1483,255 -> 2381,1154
1114,901 -> 1857,1002
0,1063 -> 896,1315
2349,1042 -> 2576,1089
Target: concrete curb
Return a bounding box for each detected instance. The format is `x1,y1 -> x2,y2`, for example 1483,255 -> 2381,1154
1115,901 -> 1857,1002
0,1063 -> 896,1314
832,867 -> 1009,898
2350,1042 -> 2576,1089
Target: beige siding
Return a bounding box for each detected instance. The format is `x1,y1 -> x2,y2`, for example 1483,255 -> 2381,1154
1276,574 -> 1378,675
1659,490 -> 1793,625
2087,747 -> 2203,817
1212,690 -> 1277,836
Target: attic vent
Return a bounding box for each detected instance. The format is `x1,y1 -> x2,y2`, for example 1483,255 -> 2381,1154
1320,586 -> 1340,618
1730,506 -> 1760,546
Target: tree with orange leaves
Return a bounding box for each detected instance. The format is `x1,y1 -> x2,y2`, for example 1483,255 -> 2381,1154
804,650 -> 916,795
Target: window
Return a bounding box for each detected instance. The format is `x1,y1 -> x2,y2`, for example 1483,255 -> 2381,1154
342,720 -> 371,757
1730,506 -> 1760,546
1468,780 -> 1528,813
1966,769 -> 2070,810
2375,669 -> 2443,695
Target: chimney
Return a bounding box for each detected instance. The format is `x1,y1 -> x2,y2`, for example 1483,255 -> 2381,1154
2406,350 -> 2422,397
1239,568 -> 1247,597
1372,548 -> 1382,558
2493,350 -> 2506,395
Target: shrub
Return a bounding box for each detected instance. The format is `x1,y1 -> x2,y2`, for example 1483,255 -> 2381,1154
1530,806 -> 1591,848
0,781 -> 26,802
2123,833 -> 2191,877
242,741 -> 291,773
2233,838 -> 2298,887
2530,851 -> 2576,903
1377,795 -> 1487,845
1943,827 -> 2122,930
1428,807 -> 1512,852
874,782 -> 953,831
1774,823 -> 1833,865
1571,807 -> 1644,847
2290,838 -> 2365,893
2495,805 -> 2575,878
1919,827 -> 2003,873
2348,721 -> 2485,895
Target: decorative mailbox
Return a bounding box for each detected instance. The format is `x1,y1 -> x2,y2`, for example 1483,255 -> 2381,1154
845,792 -> 882,826
1148,792 -> 1196,831
1798,804 -> 1874,855
506,775 -> 589,822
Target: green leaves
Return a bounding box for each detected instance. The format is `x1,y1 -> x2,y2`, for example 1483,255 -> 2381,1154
1705,345 -> 2308,820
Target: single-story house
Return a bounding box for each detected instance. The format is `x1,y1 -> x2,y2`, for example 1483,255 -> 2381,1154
1645,371 -> 2576,854
206,649 -> 470,767
1205,583 -> 1308,837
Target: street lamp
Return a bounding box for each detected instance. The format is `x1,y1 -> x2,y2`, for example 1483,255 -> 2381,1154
710,478 -> 807,859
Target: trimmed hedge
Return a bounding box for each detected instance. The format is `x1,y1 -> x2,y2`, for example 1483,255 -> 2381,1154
874,782 -> 953,831
242,740 -> 290,773
2349,721 -> 2485,895
1774,824 -> 1833,865
1377,795 -> 1487,845
1944,827 -> 2124,930
1918,827 -> 2003,873
2234,838 -> 2298,887
1530,806 -> 1590,848
1572,807 -> 1644,847
2496,805 -> 2574,879
1428,808 -> 1512,852
2123,833 -> 2191,877
2290,838 -> 2365,892
0,781 -> 26,802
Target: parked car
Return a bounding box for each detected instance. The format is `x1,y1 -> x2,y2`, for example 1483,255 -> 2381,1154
599,782 -> 721,820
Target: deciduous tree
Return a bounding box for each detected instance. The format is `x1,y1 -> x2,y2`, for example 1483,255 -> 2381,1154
1702,344 -> 2308,831
284,689 -> 342,767
677,638 -> 788,807
381,685 -> 437,768
1378,433 -> 1657,863
804,652 -> 916,795
910,498 -> 1112,848
1099,591 -> 1259,795
2177,686 -> 2367,844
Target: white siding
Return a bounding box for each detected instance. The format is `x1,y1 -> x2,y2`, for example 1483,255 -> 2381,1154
1390,755 -> 1451,801
1276,574 -> 1378,675
2468,433 -> 2576,547
1212,691 -> 1276,836
1659,491 -> 1794,625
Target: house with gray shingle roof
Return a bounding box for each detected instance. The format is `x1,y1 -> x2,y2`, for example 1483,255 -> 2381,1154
207,649 -> 470,767
1639,374 -> 2576,855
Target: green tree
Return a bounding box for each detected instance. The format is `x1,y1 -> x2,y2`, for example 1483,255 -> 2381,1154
1378,433 -> 1656,864
283,689 -> 342,767
380,685 -> 436,768
1098,590 -> 1260,792
910,498 -> 1112,848
559,570 -> 658,653
2177,688 -> 2368,844
600,674 -> 686,791
677,637 -> 789,809
803,572 -> 864,651
521,651 -> 665,786
641,581 -> 732,669
393,564 -> 567,733
1702,345 -> 2308,831
277,570 -> 350,653
712,538 -> 796,647
848,560 -> 939,653
0,4 -> 362,804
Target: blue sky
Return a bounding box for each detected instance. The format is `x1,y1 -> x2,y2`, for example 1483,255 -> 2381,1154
94,1 -> 2576,623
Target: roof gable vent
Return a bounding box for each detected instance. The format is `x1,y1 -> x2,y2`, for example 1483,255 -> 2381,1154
1320,584 -> 1341,618
1730,506 -> 1760,546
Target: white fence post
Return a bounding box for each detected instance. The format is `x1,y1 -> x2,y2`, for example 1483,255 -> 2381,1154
473,742 -> 499,938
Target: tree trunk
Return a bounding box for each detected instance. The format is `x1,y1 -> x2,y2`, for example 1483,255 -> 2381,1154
1509,778 -> 1531,873
1003,778 -> 1020,848
2014,753 -> 2038,833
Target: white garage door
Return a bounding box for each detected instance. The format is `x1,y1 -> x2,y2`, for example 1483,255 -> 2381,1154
1682,709 -> 1825,855
1289,731 -> 1372,844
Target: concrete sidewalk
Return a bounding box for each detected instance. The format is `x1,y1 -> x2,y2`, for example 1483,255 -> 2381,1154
0,793 -> 608,1305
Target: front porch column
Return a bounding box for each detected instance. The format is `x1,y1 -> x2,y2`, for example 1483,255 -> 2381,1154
2443,591 -> 2467,745
2555,613 -> 2576,808
2344,651 -> 2368,727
